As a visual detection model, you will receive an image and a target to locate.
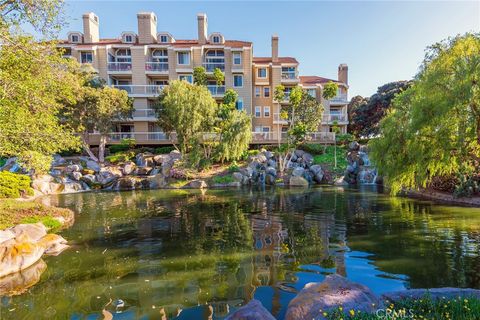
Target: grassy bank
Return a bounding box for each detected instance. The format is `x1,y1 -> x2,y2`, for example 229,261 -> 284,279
0,199 -> 73,230
324,295 -> 480,320
311,145 -> 348,177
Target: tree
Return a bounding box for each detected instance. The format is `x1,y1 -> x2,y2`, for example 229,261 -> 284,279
213,68 -> 225,86
193,66 -> 207,86
322,81 -> 338,100
370,33 -> 480,195
214,89 -> 251,162
154,80 -> 217,154
351,81 -> 412,138
347,95 -> 369,136
62,68 -> 133,163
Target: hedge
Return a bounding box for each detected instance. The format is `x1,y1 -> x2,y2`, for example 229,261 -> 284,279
0,171 -> 34,198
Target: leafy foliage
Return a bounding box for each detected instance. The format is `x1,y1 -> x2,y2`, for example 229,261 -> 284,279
213,67 -> 225,86
349,81 -> 412,137
0,172 -> 33,198
370,33 -> 480,195
322,81 -> 338,100
193,66 -> 207,86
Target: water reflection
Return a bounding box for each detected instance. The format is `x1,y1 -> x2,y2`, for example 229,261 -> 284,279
1,187 -> 480,319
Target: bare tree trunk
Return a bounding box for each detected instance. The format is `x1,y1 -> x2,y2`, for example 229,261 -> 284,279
98,135 -> 107,163
81,134 -> 99,162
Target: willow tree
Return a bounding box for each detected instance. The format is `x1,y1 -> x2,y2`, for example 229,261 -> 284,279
370,33 -> 480,195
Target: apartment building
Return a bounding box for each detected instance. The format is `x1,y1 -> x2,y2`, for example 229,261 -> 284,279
59,12 -> 348,145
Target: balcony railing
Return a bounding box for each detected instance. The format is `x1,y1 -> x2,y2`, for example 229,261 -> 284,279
107,62 -> 132,72
203,62 -> 225,72
329,93 -> 348,103
207,85 -> 226,96
322,114 -> 348,122
112,85 -> 165,96
145,61 -> 169,72
281,71 -> 298,80
132,109 -> 157,119
251,131 -> 335,143
273,113 -> 288,123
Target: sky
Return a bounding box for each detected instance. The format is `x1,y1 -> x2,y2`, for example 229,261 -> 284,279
57,0 -> 479,97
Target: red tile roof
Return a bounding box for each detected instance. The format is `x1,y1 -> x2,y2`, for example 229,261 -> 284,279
58,38 -> 251,48
300,76 -> 340,86
253,57 -> 298,64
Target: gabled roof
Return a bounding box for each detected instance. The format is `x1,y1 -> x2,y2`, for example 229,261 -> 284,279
253,57 -> 298,64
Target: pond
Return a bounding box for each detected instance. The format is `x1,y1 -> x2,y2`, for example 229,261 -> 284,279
1,187 -> 480,319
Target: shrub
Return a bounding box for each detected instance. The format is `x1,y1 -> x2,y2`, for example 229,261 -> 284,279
0,158 -> 6,168
21,216 -> 62,230
228,161 -> 240,172
198,158 -> 212,171
241,149 -> 260,160
109,138 -> 137,154
0,172 -> 33,198
298,143 -> 325,155
336,133 -> 355,145
105,151 -> 135,164
154,146 -> 175,154
212,175 -> 235,184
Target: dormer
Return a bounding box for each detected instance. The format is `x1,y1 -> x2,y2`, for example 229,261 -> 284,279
157,32 -> 175,44
209,33 -> 224,45
121,32 -> 137,44
68,32 -> 83,44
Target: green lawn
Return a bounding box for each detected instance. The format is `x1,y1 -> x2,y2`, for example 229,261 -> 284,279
313,145 -> 348,174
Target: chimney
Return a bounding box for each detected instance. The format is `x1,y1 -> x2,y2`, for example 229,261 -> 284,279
82,12 -> 99,43
197,13 -> 208,44
137,12 -> 157,44
271,34 -> 279,63
338,64 -> 348,84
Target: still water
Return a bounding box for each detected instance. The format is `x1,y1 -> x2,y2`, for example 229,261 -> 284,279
1,187 -> 480,319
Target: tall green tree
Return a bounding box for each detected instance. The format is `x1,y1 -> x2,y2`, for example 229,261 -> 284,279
322,81 -> 338,100
154,80 -> 217,154
62,67 -> 133,163
193,66 -> 207,86
370,33 -> 480,195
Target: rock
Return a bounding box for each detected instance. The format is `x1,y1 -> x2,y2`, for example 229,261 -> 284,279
31,175 -> 57,194
104,166 -> 123,177
49,169 -> 63,177
86,160 -> 101,173
302,152 -> 314,164
256,154 -> 267,163
285,274 -> 380,320
334,177 -> 349,186
289,176 -> 309,187
135,153 -> 152,167
266,166 -> 277,177
115,177 -> 137,190
289,153 -> 298,162
309,165 -> 322,175
149,168 -> 161,176
37,234 -> 69,255
382,288 -> 480,302
62,181 -> 84,193
81,174 -> 96,185
185,179 -> 208,189
153,154 -> 171,165
66,164 -> 82,172
292,167 -> 305,177
135,167 -> 153,176
359,145 -> 368,153
122,161 -> 136,175
348,141 -> 360,151
52,155 -> 66,167
0,230 -> 15,244
0,238 -> 45,278
71,171 -> 82,181
294,149 -> 305,158
265,174 -> 276,185
82,168 -> 95,175
0,259 -> 47,296
232,172 -> 244,183
225,299 -> 275,320
264,151 -> 274,159
10,223 -> 47,241
145,174 -> 166,189
346,164 -> 355,173
169,150 -> 182,161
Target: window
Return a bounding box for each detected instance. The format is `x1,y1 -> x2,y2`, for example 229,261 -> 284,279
264,106 -> 270,117
160,35 -> 168,43
255,106 -> 261,118
264,87 -> 270,98
125,34 -> 133,43
233,75 -> 243,87
262,127 -> 270,133
212,36 -> 220,43
177,52 -> 190,65
179,74 -> 193,83
71,34 -> 79,43
233,52 -> 241,65
80,51 -> 93,64
257,68 -> 267,78
307,89 -> 316,98
236,98 -> 244,111
255,86 -> 261,97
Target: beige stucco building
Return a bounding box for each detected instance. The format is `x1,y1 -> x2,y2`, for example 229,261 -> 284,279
59,12 -> 348,145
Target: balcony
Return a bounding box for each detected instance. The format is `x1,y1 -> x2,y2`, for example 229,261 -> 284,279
329,93 -> 348,104
107,62 -> 132,72
251,132 -> 336,143
132,109 -> 157,120
322,113 -> 348,123
273,113 -> 288,124
112,85 -> 165,97
281,71 -> 298,80
203,62 -> 225,72
145,61 -> 169,73
207,85 -> 226,96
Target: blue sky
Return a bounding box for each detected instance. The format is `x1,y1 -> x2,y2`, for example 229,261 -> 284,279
59,1 -> 479,97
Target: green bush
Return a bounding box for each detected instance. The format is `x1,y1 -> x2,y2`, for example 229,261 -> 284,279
0,158 -> 6,168
109,138 -> 137,154
228,161 -> 240,172
21,216 -> 62,230
198,158 -> 212,171
212,175 -> 235,184
105,151 -> 135,164
154,146 -> 175,154
336,133 -> 355,145
298,143 -> 326,155
0,172 -> 34,198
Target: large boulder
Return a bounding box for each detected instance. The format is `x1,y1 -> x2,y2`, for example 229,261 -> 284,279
51,155 -> 66,167
292,167 -> 305,177
0,238 -> 45,278
153,154 -> 171,166
10,223 -> 47,242
135,153 -> 154,167
81,174 -> 96,185
285,274 -> 380,320
226,299 -> 275,320
302,152 -> 314,165
264,151 -> 274,159
0,230 -> 15,244
115,177 -> 138,190
31,175 -> 63,194
122,161 -> 136,175
86,160 -> 101,173
134,167 -> 153,176
37,234 -> 69,255
70,171 -> 83,181
66,164 -> 82,173
185,179 -> 208,189
145,174 -> 166,189
294,149 -> 305,158
232,172 -> 244,183
348,141 -> 360,151
169,150 -> 182,161
265,174 -> 276,185
309,165 -> 324,183
289,176 -> 309,187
